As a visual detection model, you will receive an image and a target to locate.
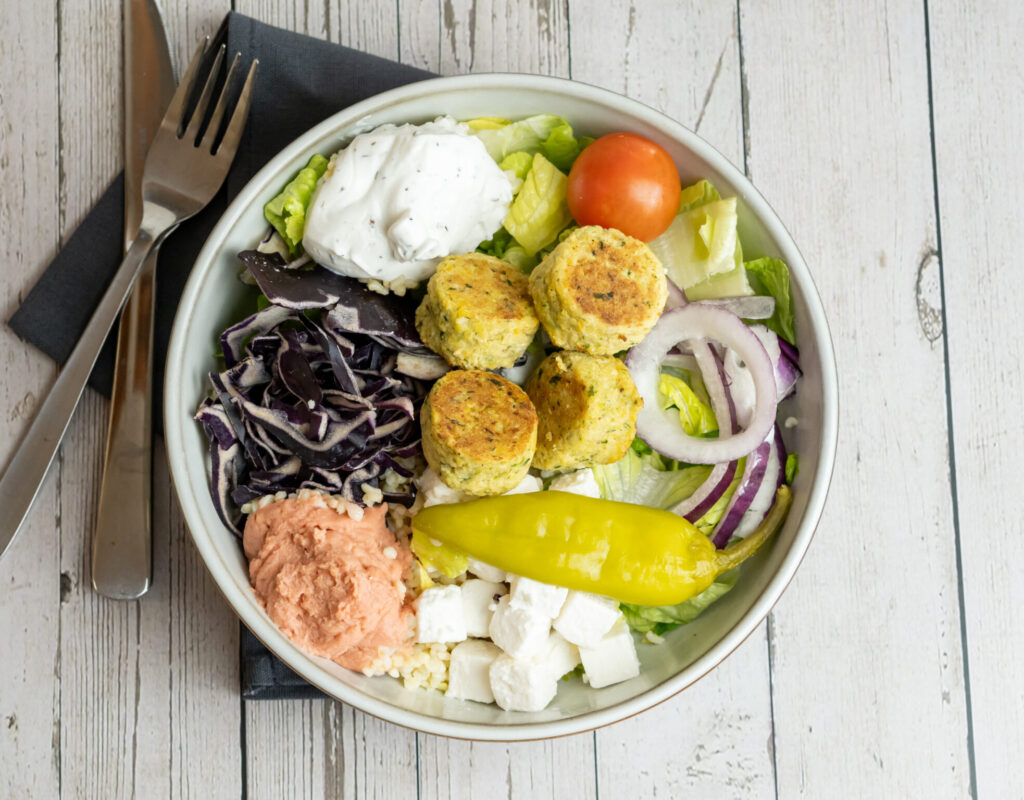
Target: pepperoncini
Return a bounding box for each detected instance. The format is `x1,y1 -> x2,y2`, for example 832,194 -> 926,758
411,486 -> 791,606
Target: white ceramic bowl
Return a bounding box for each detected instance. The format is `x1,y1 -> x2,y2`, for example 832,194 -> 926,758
165,74 -> 838,740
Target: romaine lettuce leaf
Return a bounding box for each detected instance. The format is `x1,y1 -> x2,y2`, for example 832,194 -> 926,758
593,448 -> 711,510
649,196 -> 740,290
503,153 -> 573,255
499,151 -> 535,182
541,122 -> 583,172
745,257 -> 796,345
263,154 -> 329,253
683,261 -> 755,300
678,179 -> 722,213
620,568 -> 739,634
659,373 -> 717,436
463,116 -> 511,131
474,114 -> 567,162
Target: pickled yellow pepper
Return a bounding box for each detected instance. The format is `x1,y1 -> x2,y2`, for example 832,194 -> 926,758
411,485 -> 791,606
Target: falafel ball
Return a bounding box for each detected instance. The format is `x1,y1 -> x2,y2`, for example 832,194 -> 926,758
415,253 -> 539,370
421,369 -> 538,495
525,351 -> 642,471
529,226 -> 667,355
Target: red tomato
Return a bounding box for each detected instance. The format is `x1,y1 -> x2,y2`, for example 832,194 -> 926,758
566,132 -> 681,241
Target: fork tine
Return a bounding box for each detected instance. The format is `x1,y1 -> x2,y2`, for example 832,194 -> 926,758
162,37 -> 210,134
214,59 -> 259,157
199,51 -> 241,152
183,44 -> 226,143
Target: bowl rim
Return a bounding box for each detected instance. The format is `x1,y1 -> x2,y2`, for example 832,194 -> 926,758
165,71 -> 839,740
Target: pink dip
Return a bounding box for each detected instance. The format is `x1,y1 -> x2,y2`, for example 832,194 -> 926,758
243,498 -> 414,671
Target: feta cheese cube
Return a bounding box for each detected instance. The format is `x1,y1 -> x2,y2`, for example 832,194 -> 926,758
447,639 -> 502,704
461,578 -> 507,638
553,591 -> 621,648
539,631 -> 580,680
489,653 -> 559,712
503,474 -> 544,495
508,575 -> 568,619
488,595 -> 550,657
548,469 -> 601,498
418,467 -> 468,507
578,619 -> 640,689
467,557 -> 507,583
416,585 -> 467,643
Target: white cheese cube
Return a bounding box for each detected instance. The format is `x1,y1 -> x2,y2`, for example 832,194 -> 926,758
503,474 -> 544,495
447,639 -> 502,704
548,469 -> 601,498
418,467 -> 468,507
578,619 -> 640,689
461,579 -> 507,638
488,595 -> 550,658
489,653 -> 559,712
508,575 -> 568,619
416,585 -> 467,643
539,631 -> 581,680
553,591 -> 621,648
467,557 -> 507,583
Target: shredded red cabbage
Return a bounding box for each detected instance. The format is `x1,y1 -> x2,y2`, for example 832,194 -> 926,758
196,297 -> 428,536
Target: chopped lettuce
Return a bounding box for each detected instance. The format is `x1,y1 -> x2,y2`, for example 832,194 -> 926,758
473,114 -> 568,162
411,529 -> 468,578
678,179 -> 721,213
683,261 -> 755,300
540,121 -> 583,172
263,154 -> 329,253
659,373 -> 717,437
649,195 -> 741,290
785,453 -> 799,484
499,151 -> 535,182
463,116 -> 511,131
593,448 -> 712,510
620,568 -> 739,635
745,257 -> 797,345
503,153 -> 573,255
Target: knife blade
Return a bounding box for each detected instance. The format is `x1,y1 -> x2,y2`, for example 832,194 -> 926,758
91,0 -> 175,599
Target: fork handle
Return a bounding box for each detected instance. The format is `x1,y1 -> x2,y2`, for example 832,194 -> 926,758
0,207 -> 176,562
91,247 -> 159,599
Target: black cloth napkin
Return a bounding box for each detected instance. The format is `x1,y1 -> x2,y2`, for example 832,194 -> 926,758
9,11 -> 435,700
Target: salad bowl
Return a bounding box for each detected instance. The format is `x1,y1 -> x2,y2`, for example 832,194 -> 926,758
164,73 -> 838,740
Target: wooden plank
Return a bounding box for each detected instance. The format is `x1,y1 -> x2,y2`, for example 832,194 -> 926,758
0,2 -> 62,798
929,1 -> 1023,796
53,3 -> 243,798
739,0 -> 971,795
568,4 -> 778,796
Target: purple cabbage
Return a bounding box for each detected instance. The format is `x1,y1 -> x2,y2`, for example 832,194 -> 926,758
195,294 -> 429,536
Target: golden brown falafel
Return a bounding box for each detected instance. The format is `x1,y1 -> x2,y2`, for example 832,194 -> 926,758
420,369 -> 538,495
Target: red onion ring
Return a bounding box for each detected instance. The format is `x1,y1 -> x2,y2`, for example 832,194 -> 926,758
625,305 -> 778,465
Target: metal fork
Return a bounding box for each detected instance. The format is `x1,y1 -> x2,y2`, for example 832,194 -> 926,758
0,37 -> 257,562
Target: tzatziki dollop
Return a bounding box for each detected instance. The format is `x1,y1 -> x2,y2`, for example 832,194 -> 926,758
301,116 -> 512,287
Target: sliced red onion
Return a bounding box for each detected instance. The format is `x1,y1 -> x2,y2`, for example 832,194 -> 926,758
625,306 -> 778,465
665,279 -> 688,311
733,426 -> 786,539
695,296 -> 776,320
710,433 -> 772,548
724,324 -> 801,426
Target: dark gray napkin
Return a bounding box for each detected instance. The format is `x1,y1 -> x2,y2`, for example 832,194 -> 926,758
8,11 -> 434,700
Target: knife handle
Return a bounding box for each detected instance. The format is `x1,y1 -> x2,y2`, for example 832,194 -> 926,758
91,247 -> 159,599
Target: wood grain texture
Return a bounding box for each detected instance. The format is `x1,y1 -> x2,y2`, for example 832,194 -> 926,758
740,0 -> 972,795
0,1 -> 62,798
570,4 -> 776,797
929,1 -> 1024,796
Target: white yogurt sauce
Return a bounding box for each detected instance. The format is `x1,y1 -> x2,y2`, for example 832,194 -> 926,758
302,116 -> 512,286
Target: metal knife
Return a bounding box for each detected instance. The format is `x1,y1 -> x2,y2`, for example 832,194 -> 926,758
91,0 -> 175,599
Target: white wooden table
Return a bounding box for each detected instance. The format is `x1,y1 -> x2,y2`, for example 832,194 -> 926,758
2,1 -> 1020,797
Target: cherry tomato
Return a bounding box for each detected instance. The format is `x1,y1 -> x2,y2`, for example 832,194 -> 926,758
566,132 -> 681,241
